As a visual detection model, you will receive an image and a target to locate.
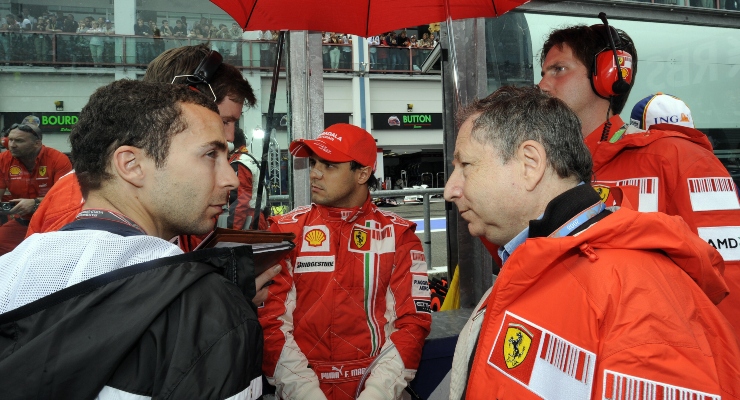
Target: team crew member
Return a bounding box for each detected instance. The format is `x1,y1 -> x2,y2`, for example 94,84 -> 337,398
0,122 -> 71,254
228,127 -> 268,230
445,86 -> 740,400
260,124 -> 432,400
0,80 -> 264,399
537,17 -> 740,334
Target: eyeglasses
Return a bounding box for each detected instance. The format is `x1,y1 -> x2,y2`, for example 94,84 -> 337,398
170,75 -> 217,102
8,123 -> 41,140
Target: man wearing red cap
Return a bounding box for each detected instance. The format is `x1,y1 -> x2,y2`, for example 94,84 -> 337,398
259,123 -> 432,400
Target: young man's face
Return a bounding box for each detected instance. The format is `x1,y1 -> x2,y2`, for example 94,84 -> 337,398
538,43 -> 601,126
143,103 -> 238,239
308,154 -> 368,208
444,117 -> 527,246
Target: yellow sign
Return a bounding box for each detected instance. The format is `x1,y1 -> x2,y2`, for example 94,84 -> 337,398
504,325 -> 532,369
594,186 -> 610,203
353,229 -> 368,249
8,166 -> 21,176
39,166 -> 47,177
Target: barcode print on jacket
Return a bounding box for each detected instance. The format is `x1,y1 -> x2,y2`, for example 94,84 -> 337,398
687,177 -> 740,211
603,370 -> 720,400
540,332 -> 591,384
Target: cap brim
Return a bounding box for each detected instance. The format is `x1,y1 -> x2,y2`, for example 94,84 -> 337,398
289,139 -> 354,163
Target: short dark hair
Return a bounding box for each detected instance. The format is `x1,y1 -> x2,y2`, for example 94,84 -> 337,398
233,127 -> 247,148
540,24 -> 637,115
70,79 -> 219,197
143,44 -> 257,107
350,160 -> 379,190
458,85 -> 592,183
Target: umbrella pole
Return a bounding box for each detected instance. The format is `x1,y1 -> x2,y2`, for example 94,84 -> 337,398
444,0 -> 461,106
251,31 -> 286,230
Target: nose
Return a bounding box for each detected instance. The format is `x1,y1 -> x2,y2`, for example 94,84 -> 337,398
219,157 -> 239,191
537,76 -> 551,93
443,168 -> 462,202
309,165 -> 324,179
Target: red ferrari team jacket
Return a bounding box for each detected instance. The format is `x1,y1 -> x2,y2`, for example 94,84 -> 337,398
587,116 -> 740,335
1,145 -> 72,220
259,195 -> 432,400
451,207 -> 740,400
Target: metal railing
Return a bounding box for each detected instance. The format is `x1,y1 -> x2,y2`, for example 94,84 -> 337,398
267,188 -> 444,269
0,31 -> 436,74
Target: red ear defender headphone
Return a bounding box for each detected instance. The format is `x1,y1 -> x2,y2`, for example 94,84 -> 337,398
591,13 -> 633,99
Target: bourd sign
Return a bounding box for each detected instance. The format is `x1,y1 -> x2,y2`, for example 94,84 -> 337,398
3,112 -> 80,133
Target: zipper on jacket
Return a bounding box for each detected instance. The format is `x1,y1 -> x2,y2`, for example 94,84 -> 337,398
579,243 -> 599,262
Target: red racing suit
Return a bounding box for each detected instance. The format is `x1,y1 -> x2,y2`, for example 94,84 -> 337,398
259,195 -> 432,400
0,145 -> 72,217
450,204 -> 740,400
587,115 -> 740,335
0,146 -> 72,254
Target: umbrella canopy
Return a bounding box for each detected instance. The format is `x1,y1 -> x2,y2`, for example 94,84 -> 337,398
210,0 -> 527,37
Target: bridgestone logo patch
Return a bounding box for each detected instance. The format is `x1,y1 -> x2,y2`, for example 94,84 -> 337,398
294,256 -> 336,273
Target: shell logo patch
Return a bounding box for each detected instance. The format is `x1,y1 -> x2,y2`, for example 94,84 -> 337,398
504,324 -> 533,369
352,227 -> 370,251
301,225 -> 331,252
305,229 -> 327,247
9,165 -> 21,176
38,166 -> 47,177
594,185 -> 610,203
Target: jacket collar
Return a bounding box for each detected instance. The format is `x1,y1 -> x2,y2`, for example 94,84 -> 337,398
528,184 -> 605,239
315,194 -> 372,223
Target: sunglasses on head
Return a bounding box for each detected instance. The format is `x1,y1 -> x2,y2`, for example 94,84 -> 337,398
9,123 -> 42,140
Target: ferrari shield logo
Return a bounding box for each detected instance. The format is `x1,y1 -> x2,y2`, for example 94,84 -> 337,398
353,228 -> 368,249
504,324 -> 533,369
594,186 -> 610,203
38,166 -> 47,177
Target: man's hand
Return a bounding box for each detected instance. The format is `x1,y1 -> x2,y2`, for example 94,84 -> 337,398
9,198 -> 36,215
253,264 -> 281,305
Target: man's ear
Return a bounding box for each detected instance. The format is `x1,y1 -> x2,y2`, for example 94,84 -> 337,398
517,140 -> 548,192
112,146 -> 146,188
356,166 -> 372,185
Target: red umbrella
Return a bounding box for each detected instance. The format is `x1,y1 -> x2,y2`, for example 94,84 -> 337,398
210,0 -> 528,37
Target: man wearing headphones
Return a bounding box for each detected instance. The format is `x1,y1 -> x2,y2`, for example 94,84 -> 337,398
0,121 -> 71,254
538,15 -> 740,335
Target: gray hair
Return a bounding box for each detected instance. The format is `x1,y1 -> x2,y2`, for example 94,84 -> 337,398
457,85 -> 592,183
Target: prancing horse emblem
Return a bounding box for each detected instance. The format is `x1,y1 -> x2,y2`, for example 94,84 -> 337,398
504,324 -> 533,369
353,228 -> 368,249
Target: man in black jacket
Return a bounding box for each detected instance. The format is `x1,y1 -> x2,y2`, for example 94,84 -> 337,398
0,80 -> 264,400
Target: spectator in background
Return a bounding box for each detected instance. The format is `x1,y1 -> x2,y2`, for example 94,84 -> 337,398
368,34 -> 379,70
340,33 -> 352,69
228,22 -> 242,57
0,121 -> 72,255
134,18 -> 152,64
172,19 -> 186,36
329,33 -> 341,70
160,19 -> 172,37
87,20 -> 104,66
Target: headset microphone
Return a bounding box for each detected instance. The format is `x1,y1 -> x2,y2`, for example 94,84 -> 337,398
591,13 -> 633,99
